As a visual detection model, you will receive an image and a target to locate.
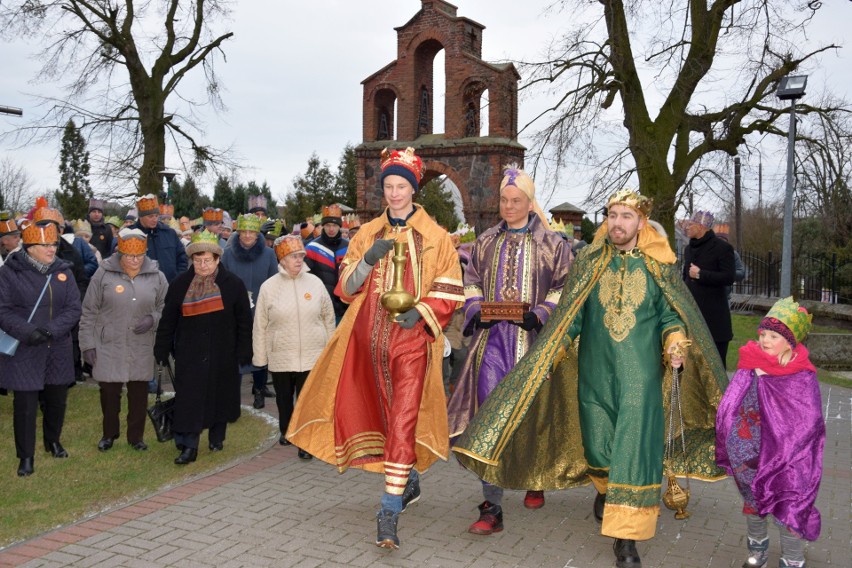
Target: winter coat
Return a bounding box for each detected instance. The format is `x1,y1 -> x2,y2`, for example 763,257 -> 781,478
89,219 -> 114,259
683,229 -> 736,342
119,221 -> 188,283
57,237 -> 90,298
0,251 -> 82,391
220,233 -> 278,314
67,234 -> 99,277
154,265 -> 252,433
253,264 -> 335,372
79,255 -> 168,383
305,232 -> 349,319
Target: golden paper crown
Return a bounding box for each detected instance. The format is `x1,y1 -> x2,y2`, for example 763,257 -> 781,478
159,204 -> 175,217
202,207 -> 224,223
117,228 -> 148,255
549,218 -> 565,233
22,220 -> 59,245
33,207 -> 64,226
300,221 -> 314,240
712,223 -> 729,237
236,213 -> 262,232
72,219 -> 92,236
606,188 -> 653,217
0,218 -> 20,235
274,235 -> 305,260
136,194 -> 159,216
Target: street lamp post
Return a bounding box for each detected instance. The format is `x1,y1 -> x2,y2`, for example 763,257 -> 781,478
776,74 -> 808,298
158,170 -> 179,205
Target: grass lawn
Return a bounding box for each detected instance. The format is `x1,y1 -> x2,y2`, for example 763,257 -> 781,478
0,383 -> 277,548
729,313 -> 852,389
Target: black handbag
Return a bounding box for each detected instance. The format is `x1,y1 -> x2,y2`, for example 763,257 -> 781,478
147,364 -> 176,443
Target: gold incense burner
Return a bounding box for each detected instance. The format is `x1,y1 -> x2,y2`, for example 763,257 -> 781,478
662,471 -> 691,519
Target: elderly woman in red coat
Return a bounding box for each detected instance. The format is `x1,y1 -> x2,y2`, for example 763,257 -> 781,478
154,230 -> 252,465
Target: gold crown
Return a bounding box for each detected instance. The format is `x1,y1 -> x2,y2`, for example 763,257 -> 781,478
136,194 -> 159,215
236,213 -> 262,232
322,204 -> 342,218
0,218 -> 19,235
606,188 -> 653,217
202,207 -> 224,222
33,207 -> 64,226
117,231 -> 148,255
22,221 -> 59,245
159,204 -> 175,216
72,219 -> 92,235
274,235 -> 305,260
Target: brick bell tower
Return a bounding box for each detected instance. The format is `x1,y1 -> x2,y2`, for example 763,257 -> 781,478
356,0 -> 524,231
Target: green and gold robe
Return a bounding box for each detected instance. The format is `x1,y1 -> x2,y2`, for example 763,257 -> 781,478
453,224 -> 728,540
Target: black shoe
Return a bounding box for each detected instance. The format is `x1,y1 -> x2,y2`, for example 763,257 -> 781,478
375,508 -> 400,549
468,500 -> 504,535
279,435 -> 291,446
45,441 -> 69,458
297,449 -> 313,460
594,491 -> 606,522
209,442 -> 223,452
252,392 -> 265,409
174,447 -> 198,465
614,538 -> 641,568
401,476 -> 421,513
17,457 -> 34,477
97,437 -> 115,452
129,441 -> 148,451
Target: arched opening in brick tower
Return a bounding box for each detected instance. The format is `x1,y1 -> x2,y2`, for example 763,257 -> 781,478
413,39 -> 445,137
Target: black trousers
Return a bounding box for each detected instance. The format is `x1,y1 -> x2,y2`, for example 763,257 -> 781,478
271,371 -> 309,435
715,341 -> 729,370
13,385 -> 68,459
174,422 -> 227,450
99,381 -> 148,443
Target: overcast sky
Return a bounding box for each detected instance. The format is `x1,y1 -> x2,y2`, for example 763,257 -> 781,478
2,0 -> 850,217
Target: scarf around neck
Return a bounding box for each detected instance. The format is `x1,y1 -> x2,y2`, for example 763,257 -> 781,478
182,267 -> 224,316
736,340 -> 816,376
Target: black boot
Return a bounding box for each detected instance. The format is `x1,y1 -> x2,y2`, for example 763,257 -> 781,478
252,390 -> 265,409
614,538 -> 641,568
17,457 -> 34,477
593,492 -> 606,522
174,447 -> 198,465
45,441 -> 69,458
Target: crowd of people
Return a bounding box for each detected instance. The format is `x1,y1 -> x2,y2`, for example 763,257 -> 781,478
0,147 -> 826,568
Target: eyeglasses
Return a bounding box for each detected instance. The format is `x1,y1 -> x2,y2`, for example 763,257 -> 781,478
192,257 -> 218,266
124,254 -> 145,261
35,243 -> 59,249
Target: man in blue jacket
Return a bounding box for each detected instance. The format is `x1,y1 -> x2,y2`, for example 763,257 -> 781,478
128,194 -> 187,283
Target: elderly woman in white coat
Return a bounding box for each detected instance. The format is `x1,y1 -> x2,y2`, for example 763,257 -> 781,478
253,235 -> 335,459
79,228 -> 168,452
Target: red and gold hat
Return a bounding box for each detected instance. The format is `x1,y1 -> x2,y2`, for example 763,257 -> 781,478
117,228 -> 148,255
33,207 -> 64,227
159,203 -> 175,217
380,147 -> 423,192
136,194 -> 160,216
22,220 -> 59,245
202,207 -> 224,224
274,235 -> 306,261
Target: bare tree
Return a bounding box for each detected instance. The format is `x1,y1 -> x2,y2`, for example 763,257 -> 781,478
0,158 -> 36,213
0,1 -> 235,198
521,0 -> 846,235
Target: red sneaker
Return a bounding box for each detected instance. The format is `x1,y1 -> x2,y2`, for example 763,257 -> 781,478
468,501 -> 503,535
524,490 -> 545,509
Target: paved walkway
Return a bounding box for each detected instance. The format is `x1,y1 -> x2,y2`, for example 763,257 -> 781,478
0,380 -> 848,568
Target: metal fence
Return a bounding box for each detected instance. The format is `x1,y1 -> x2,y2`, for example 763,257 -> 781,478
734,251 -> 851,304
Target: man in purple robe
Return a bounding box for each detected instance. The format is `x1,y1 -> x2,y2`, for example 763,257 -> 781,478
447,165 -> 571,535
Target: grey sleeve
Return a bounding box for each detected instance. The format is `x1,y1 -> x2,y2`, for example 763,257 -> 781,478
344,259 -> 375,296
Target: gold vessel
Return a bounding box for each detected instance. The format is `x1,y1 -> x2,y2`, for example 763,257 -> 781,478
381,240 -> 417,321
662,472 -> 691,519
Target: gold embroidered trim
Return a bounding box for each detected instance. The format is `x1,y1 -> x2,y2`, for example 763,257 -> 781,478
597,260 -> 646,342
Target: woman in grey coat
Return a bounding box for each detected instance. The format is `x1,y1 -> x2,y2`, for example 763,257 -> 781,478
0,221 -> 81,477
79,228 -> 168,451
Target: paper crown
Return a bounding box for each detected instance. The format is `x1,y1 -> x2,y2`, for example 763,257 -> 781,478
22,220 -> 59,245
33,207 -> 64,226
89,198 -> 106,212
712,223 -> 729,237
380,147 -> 423,190
606,188 -> 653,217
117,228 -> 148,255
549,218 -> 565,233
136,194 -> 159,216
186,229 -> 223,257
72,219 -> 92,236
179,216 -> 191,231
0,217 -> 20,236
321,204 -> 343,225
689,210 -> 715,229
248,195 -> 268,213
159,203 -> 175,217
236,213 -> 262,232
105,216 -> 123,229
202,207 -> 224,223
300,221 -> 314,240
759,296 -> 813,346
274,235 -> 305,260
261,219 -> 285,238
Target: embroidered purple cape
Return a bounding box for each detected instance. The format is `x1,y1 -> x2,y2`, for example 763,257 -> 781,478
715,348 -> 825,541
447,214 -> 571,437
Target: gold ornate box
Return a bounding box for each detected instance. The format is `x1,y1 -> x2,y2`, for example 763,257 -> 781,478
480,302 -> 530,322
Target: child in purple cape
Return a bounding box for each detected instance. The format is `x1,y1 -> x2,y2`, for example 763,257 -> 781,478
716,297 -> 824,568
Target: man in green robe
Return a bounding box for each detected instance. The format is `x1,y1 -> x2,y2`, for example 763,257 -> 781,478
453,189 -> 728,568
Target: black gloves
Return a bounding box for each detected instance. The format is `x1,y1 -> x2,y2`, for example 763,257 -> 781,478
26,328 -> 52,346
513,311 -> 542,332
395,308 -> 422,329
473,313 -> 498,330
133,315 -> 155,334
364,238 -> 395,265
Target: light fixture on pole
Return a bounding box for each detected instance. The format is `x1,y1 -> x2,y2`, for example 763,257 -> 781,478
158,169 -> 179,205
776,74 -> 807,298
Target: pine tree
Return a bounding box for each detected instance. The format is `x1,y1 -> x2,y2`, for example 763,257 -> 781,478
416,179 -> 460,230
54,119 -> 92,220
334,144 -> 358,208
